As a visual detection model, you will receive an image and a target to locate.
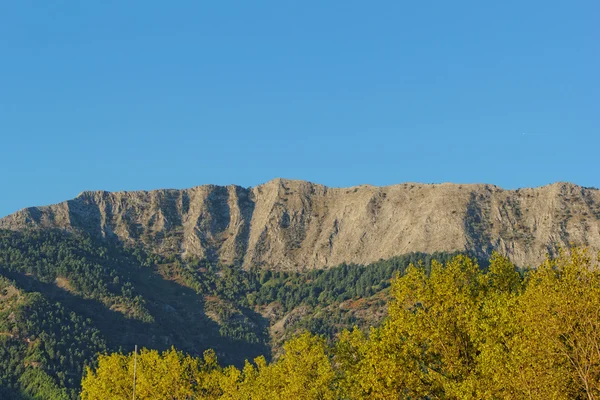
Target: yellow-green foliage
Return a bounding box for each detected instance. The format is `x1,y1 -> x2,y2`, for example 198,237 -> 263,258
81,249 -> 600,399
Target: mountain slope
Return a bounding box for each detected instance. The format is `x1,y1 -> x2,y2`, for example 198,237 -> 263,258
2,179 -> 600,268
0,227 -> 456,398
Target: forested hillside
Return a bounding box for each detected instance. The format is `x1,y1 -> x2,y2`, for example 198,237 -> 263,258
0,229 -> 457,399
2,228 -> 599,399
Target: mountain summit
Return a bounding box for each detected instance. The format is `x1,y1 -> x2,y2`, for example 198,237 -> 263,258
2,179 -> 600,269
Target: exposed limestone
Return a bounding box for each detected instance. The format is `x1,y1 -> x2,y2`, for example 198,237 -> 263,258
2,179 -> 600,269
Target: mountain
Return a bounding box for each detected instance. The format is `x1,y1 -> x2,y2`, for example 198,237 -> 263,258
2,179 -> 600,268
2,179 -> 600,398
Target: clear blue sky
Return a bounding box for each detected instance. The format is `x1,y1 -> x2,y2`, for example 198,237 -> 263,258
1,1 -> 598,217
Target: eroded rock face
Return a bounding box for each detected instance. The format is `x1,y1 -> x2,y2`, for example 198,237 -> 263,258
2,179 -> 600,269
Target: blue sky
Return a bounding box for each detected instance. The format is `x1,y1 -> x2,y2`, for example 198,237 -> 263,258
1,1 -> 598,217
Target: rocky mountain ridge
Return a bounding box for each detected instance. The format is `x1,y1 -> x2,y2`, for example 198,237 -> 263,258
2,179 -> 600,269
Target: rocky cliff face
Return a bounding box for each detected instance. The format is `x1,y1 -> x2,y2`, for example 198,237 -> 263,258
2,179 -> 600,269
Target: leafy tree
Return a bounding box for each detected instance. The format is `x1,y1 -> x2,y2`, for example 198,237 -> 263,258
235,333 -> 336,400
79,249 -> 600,399
81,347 -> 215,400
503,248 -> 600,399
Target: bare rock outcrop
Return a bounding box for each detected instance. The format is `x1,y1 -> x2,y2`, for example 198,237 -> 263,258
2,179 -> 599,269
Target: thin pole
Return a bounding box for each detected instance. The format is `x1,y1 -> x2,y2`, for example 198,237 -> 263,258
132,345 -> 137,400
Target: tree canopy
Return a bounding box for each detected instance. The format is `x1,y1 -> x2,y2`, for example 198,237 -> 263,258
81,248 -> 600,399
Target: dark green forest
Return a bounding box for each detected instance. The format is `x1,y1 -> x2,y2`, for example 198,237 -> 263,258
0,229 -> 462,399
